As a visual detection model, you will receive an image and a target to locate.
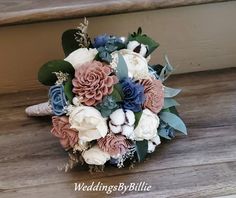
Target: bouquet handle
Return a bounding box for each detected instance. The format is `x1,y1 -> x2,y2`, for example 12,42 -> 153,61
25,102 -> 53,116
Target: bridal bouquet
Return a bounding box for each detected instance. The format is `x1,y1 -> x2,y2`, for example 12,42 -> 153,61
25,18 -> 187,172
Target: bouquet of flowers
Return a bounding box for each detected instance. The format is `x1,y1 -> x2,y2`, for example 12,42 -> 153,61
25,18 -> 187,172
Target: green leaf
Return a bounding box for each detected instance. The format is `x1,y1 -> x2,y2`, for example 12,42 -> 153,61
62,29 -> 80,57
111,86 -> 123,102
169,106 -> 179,116
163,98 -> 180,109
38,60 -> 75,86
64,77 -> 74,104
160,112 -> 187,135
135,140 -> 148,162
164,86 -> 181,98
116,53 -> 128,80
134,111 -> 143,129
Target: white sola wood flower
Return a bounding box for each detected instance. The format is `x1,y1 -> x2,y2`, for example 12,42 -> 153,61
69,106 -> 108,141
82,145 -> 110,165
64,48 -> 98,69
111,49 -> 149,80
133,109 -> 160,141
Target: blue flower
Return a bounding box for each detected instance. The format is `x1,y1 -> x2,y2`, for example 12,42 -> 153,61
93,34 -> 110,48
121,78 -> 145,112
93,34 -> 124,50
49,85 -> 67,116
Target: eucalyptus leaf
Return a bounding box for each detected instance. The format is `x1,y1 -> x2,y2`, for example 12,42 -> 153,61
164,86 -> 181,98
38,60 -> 75,86
134,111 -> 143,129
158,128 -> 172,140
163,98 -> 180,109
160,112 -> 187,135
116,53 -> 128,80
135,140 -> 148,162
62,29 -> 80,57
159,55 -> 174,81
64,77 -> 74,104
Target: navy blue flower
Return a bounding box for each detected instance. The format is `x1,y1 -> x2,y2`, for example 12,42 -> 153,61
93,34 -> 110,48
121,78 -> 145,112
49,85 -> 67,116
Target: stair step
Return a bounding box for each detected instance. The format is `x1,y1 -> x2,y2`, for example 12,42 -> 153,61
0,0 -> 231,26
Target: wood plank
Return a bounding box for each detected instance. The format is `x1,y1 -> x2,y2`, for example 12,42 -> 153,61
0,0 -> 233,26
0,68 -> 236,197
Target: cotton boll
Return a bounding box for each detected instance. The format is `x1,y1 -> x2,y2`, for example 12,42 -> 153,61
125,110 -> 135,126
147,141 -> 156,153
127,41 -> 139,51
110,109 -> 125,125
109,121 -> 122,134
127,41 -> 148,57
139,44 -> 148,57
122,125 -> 134,138
151,135 -> 161,146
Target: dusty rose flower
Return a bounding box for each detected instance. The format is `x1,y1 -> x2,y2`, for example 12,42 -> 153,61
139,79 -> 164,113
51,116 -> 78,149
97,134 -> 131,157
72,61 -> 118,106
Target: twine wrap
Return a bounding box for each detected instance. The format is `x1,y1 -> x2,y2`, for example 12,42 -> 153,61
25,102 -> 53,116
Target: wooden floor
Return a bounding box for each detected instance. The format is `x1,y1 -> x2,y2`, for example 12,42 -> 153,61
0,68 -> 236,198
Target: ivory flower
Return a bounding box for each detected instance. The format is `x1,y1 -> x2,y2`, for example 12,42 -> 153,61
111,49 -> 149,79
64,48 -> 98,69
133,109 -> 160,140
82,145 -> 110,165
69,106 -> 108,141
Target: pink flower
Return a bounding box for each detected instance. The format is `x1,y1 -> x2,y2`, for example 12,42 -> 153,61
139,79 -> 164,113
51,116 -> 78,149
97,134 -> 131,156
72,61 -> 118,106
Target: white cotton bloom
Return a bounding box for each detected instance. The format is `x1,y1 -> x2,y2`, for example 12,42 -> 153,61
109,121 -> 122,134
147,141 -> 156,153
151,135 -> 161,146
111,49 -> 149,80
127,41 -> 148,57
121,125 -> 134,139
109,109 -> 126,125
133,109 -> 160,141
82,145 -> 110,165
125,110 -> 135,126
64,48 -> 98,69
69,106 -> 108,141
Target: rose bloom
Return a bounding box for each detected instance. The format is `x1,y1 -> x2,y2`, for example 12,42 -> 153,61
97,134 -> 131,157
139,78 -> 164,114
69,106 -> 108,141
133,109 -> 160,141
51,116 -> 78,149
82,145 -> 110,165
64,48 -> 98,69
72,61 -> 118,106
